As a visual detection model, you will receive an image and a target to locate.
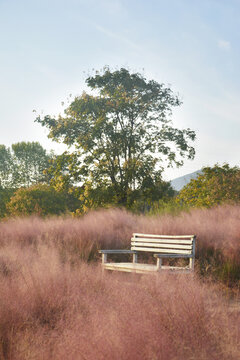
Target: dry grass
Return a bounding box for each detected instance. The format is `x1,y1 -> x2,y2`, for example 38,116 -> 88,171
0,245 -> 239,360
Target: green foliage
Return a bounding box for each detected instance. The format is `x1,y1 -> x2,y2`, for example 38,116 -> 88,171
45,152 -> 80,192
127,184 -> 177,214
11,142 -> 53,187
36,67 -> 196,209
0,145 -> 13,188
6,184 -> 70,217
146,198 -> 190,216
0,142 -> 53,189
0,187 -> 15,218
177,164 -> 240,208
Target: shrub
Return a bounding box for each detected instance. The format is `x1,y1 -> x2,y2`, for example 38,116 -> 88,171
177,164 -> 240,208
146,198 -> 190,216
0,187 -> 15,218
6,184 -> 68,216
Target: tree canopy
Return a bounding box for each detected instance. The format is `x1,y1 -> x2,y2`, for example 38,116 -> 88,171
177,164 -> 240,208
36,67 -> 196,208
0,145 -> 13,188
0,142 -> 53,189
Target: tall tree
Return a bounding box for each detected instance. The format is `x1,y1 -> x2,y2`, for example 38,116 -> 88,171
36,67 -> 196,207
0,142 -> 53,189
0,145 -> 13,188
11,141 -> 52,187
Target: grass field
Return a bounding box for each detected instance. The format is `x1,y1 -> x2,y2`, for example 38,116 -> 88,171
0,204 -> 239,359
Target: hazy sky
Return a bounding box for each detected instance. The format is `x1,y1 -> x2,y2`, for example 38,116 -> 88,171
1,0 -> 239,180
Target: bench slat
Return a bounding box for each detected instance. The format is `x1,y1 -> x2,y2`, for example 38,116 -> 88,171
131,247 -> 192,254
133,233 -> 195,239
131,237 -> 193,244
131,242 -> 192,250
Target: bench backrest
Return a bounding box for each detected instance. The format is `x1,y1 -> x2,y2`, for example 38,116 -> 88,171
131,233 -> 196,256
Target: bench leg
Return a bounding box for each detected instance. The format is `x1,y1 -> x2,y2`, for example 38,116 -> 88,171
189,258 -> 194,271
133,253 -> 138,264
156,258 -> 162,271
102,253 -> 107,264
101,254 -> 107,276
155,259 -> 162,286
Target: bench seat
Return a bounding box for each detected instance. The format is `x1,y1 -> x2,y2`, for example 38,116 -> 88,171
101,262 -> 191,274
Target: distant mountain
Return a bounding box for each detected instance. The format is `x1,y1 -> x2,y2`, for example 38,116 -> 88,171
170,170 -> 202,192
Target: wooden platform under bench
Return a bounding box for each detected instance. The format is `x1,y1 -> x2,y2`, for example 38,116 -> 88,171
99,233 -> 196,274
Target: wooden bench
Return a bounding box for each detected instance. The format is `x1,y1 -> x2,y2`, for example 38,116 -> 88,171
99,233 -> 196,274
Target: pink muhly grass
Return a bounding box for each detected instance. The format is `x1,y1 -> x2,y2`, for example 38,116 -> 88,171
0,204 -> 239,281
0,209 -> 134,261
0,246 -> 239,360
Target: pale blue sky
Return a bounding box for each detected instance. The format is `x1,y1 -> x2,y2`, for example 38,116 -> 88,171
0,0 -> 239,180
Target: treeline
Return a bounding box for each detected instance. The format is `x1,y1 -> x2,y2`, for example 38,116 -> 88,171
0,141 -> 239,218
0,141 -> 81,217
0,140 -> 174,217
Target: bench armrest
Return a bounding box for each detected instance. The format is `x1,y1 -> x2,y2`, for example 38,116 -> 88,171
154,254 -> 192,258
98,250 -> 137,254
154,253 -> 194,271
99,250 -> 138,265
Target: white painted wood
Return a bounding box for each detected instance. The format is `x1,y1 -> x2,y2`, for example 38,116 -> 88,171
133,253 -> 138,263
189,257 -> 195,270
102,262 -> 191,274
133,233 -> 195,239
99,233 -> 196,275
131,247 -> 192,254
131,237 -> 193,244
104,263 -> 156,271
156,258 -> 162,270
102,253 -> 107,264
131,242 -> 192,250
